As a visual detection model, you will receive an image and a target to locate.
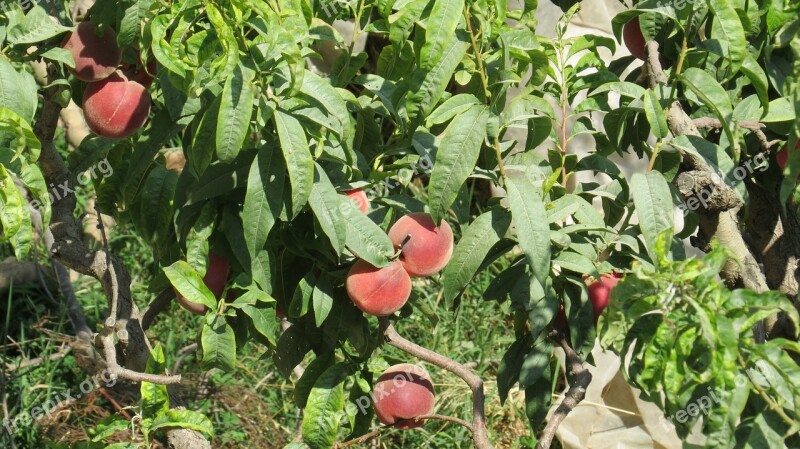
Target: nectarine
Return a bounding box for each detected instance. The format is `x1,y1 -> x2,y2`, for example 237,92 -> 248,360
623,17 -> 646,61
387,213 -> 453,277
373,364 -> 435,429
776,141 -> 800,171
176,253 -> 230,315
346,260 -> 411,316
342,189 -> 369,213
62,22 -> 122,82
588,273 -> 621,321
83,73 -> 151,139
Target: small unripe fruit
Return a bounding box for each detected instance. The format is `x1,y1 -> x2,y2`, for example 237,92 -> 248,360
342,189 -> 369,213
62,22 -> 122,82
346,259 -> 412,316
83,73 -> 151,139
387,213 -> 454,277
776,141 -> 800,171
176,253 -> 230,315
623,17 -> 646,61
373,364 -> 435,429
588,273 -> 621,321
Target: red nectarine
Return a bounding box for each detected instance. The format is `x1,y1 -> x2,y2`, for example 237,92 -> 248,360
776,141 -> 800,171
346,259 -> 412,316
623,17 -> 646,61
588,273 -> 620,321
176,253 -> 230,315
373,364 -> 435,429
387,213 -> 453,277
83,73 -> 151,139
62,22 -> 122,82
342,189 -> 369,213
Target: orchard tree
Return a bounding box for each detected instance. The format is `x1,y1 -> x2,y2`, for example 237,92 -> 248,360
0,0 -> 798,448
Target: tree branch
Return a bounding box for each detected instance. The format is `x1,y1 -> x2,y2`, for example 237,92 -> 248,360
379,318 -> 495,449
141,289 -> 176,331
535,330 -> 592,449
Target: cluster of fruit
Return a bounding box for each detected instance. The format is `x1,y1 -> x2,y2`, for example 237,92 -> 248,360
62,22 -> 153,139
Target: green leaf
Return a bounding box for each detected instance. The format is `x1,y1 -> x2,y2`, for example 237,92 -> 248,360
39,47 -> 75,68
506,171 -> 551,286
0,59 -> 37,123
312,274 -> 335,327
341,204 -> 394,268
680,68 -> 735,146
150,409 -> 214,436
643,89 -> 668,139
137,165 -> 178,241
274,110 -> 314,218
163,261 -> 217,310
497,336 -> 531,404
118,0 -> 154,47
404,31 -> 470,121
7,6 -> 70,45
189,96 -> 222,178
426,94 -> 481,127
708,0 -> 747,76
216,65 -> 255,163
443,208 -> 512,305
519,345 -> 552,388
308,165 -> 347,256
0,164 -> 33,259
740,54 -> 769,113
274,324 -> 311,377
205,3 -> 239,79
241,304 -> 280,346
302,363 -> 351,449
243,147 -> 285,257
140,344 -> 169,419
295,353 -> 336,408
420,0 -> 465,71
631,171 -> 674,260
200,315 -> 237,371
428,104 -> 489,222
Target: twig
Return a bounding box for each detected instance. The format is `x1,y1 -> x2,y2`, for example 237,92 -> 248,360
692,118 -> 779,151
97,387 -> 133,420
141,289 -> 176,331
5,347 -> 71,372
172,343 -> 198,374
380,319 -> 495,449
535,330 -> 592,449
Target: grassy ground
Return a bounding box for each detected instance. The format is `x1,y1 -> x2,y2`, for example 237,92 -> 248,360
0,185 -> 533,448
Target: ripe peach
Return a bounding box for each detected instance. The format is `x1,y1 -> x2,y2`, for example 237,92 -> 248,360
83,73 -> 151,139
623,17 -> 646,61
342,189 -> 369,213
373,364 -> 435,429
588,273 -> 621,321
176,253 -> 230,315
776,141 -> 800,171
346,259 -> 411,316
387,213 -> 453,277
62,22 -> 122,82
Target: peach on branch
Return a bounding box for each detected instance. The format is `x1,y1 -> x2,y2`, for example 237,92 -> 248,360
82,73 -> 151,139
341,189 -> 369,213
346,260 -> 411,316
373,364 -> 435,429
587,273 -> 621,321
776,141 -> 800,171
62,22 -> 122,82
387,213 -> 453,277
623,17 -> 646,61
176,253 -> 230,315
